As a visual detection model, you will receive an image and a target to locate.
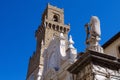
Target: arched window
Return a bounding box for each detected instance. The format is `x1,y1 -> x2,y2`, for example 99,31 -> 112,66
60,27 -> 63,32
52,24 -> 55,30
53,15 -> 59,22
64,28 -> 66,33
56,25 -> 59,31
48,23 -> 51,28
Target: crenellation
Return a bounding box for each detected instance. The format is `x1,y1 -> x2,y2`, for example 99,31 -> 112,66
45,19 -> 69,27
47,3 -> 64,13
40,19 -> 70,36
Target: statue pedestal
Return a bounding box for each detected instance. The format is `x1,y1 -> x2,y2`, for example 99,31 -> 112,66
86,36 -> 104,53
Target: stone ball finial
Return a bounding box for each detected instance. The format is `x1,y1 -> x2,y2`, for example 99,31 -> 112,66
69,35 -> 75,49
90,16 -> 101,36
60,33 -> 65,39
69,35 -> 74,44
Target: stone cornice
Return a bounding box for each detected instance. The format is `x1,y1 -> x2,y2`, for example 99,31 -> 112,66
67,50 -> 120,74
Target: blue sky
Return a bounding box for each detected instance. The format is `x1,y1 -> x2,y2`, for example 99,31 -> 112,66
0,0 -> 120,80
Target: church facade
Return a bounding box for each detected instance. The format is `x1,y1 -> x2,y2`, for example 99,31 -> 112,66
26,4 -> 120,80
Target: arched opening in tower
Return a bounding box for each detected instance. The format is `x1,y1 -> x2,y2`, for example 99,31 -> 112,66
53,15 -> 59,22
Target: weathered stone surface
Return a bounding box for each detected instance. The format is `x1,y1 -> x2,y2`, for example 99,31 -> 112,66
68,51 -> 120,80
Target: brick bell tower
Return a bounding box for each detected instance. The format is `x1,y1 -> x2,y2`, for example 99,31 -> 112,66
26,3 -> 70,80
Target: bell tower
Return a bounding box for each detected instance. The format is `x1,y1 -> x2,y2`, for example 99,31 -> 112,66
35,3 -> 70,53
26,3 -> 70,80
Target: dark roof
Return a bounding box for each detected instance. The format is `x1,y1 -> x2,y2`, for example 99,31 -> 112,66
102,32 -> 120,49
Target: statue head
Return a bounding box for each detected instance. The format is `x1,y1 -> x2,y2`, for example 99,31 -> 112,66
90,16 -> 101,36
90,16 -> 100,25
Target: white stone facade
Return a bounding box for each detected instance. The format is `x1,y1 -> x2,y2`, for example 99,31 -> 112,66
41,34 -> 77,80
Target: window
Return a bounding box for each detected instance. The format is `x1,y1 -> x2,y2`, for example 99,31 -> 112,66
118,46 -> 120,58
118,46 -> 120,54
53,15 -> 59,22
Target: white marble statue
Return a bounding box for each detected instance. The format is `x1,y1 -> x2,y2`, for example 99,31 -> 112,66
85,16 -> 103,53
90,16 -> 101,38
